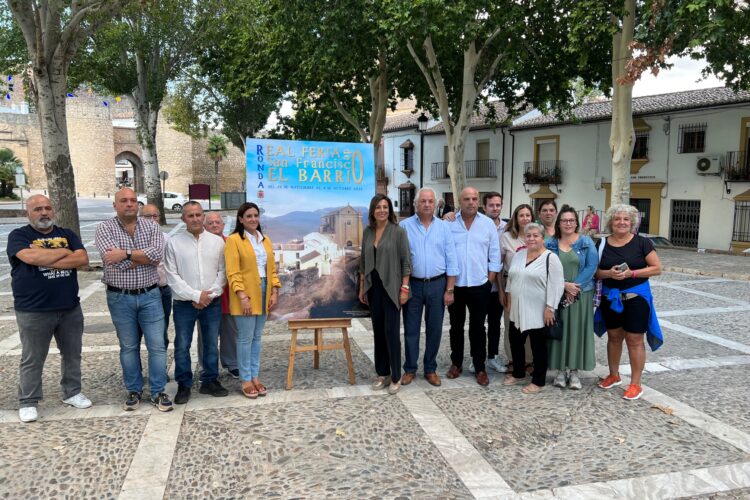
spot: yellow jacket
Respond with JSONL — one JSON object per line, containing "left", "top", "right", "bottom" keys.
{"left": 224, "top": 231, "right": 281, "bottom": 315}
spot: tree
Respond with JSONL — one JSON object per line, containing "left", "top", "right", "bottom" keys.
{"left": 387, "top": 0, "right": 612, "bottom": 203}
{"left": 205, "top": 134, "right": 228, "bottom": 195}
{"left": 73, "top": 0, "right": 214, "bottom": 223}
{"left": 5, "top": 0, "right": 131, "bottom": 234}
{"left": 0, "top": 148, "right": 22, "bottom": 198}
{"left": 269, "top": 92, "right": 361, "bottom": 143}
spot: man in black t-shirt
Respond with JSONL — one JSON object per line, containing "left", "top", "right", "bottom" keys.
{"left": 7, "top": 195, "right": 91, "bottom": 423}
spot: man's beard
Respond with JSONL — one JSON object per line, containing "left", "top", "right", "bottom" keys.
{"left": 31, "top": 218, "right": 54, "bottom": 230}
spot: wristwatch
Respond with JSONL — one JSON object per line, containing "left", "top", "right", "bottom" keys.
{"left": 125, "top": 249, "right": 132, "bottom": 260}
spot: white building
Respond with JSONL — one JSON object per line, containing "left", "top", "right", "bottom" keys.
{"left": 381, "top": 87, "right": 750, "bottom": 252}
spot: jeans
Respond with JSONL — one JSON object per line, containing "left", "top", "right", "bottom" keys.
{"left": 487, "top": 291, "right": 504, "bottom": 359}
{"left": 220, "top": 314, "right": 238, "bottom": 371}
{"left": 172, "top": 299, "right": 221, "bottom": 387}
{"left": 16, "top": 305, "right": 84, "bottom": 408}
{"left": 402, "top": 276, "right": 445, "bottom": 374}
{"left": 509, "top": 321, "right": 548, "bottom": 386}
{"left": 368, "top": 271, "right": 401, "bottom": 383}
{"left": 233, "top": 279, "right": 267, "bottom": 381}
{"left": 448, "top": 282, "right": 491, "bottom": 372}
{"left": 107, "top": 287, "right": 167, "bottom": 395}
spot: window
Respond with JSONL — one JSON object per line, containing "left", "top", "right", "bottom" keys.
{"left": 400, "top": 148, "right": 414, "bottom": 171}
{"left": 678, "top": 123, "right": 707, "bottom": 153}
{"left": 733, "top": 200, "right": 750, "bottom": 242}
{"left": 633, "top": 131, "right": 649, "bottom": 159}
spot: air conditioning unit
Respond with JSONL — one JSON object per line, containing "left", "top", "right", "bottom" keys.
{"left": 696, "top": 155, "right": 721, "bottom": 175}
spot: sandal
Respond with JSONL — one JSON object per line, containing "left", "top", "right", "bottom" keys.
{"left": 522, "top": 383, "right": 543, "bottom": 394}
{"left": 254, "top": 381, "right": 268, "bottom": 397}
{"left": 242, "top": 381, "right": 258, "bottom": 399}
{"left": 503, "top": 374, "right": 525, "bottom": 386}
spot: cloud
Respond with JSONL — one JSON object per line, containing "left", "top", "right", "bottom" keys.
{"left": 633, "top": 56, "right": 723, "bottom": 97}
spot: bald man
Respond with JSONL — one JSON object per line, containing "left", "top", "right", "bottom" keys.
{"left": 95, "top": 188, "right": 172, "bottom": 412}
{"left": 8, "top": 195, "right": 91, "bottom": 422}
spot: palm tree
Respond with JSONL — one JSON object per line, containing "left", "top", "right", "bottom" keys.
{"left": 206, "top": 135, "right": 229, "bottom": 195}
{"left": 0, "top": 148, "right": 22, "bottom": 198}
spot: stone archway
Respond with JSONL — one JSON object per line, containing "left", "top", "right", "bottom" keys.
{"left": 115, "top": 151, "right": 144, "bottom": 193}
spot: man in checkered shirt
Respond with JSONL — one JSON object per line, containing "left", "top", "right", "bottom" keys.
{"left": 95, "top": 188, "right": 172, "bottom": 412}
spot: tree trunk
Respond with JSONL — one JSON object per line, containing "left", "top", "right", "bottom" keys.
{"left": 35, "top": 67, "right": 81, "bottom": 235}
{"left": 129, "top": 94, "right": 165, "bottom": 223}
{"left": 609, "top": 0, "right": 636, "bottom": 206}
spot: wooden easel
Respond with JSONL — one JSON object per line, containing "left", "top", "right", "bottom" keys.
{"left": 285, "top": 318, "right": 356, "bottom": 390}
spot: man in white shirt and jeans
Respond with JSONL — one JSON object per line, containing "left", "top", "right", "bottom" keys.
{"left": 165, "top": 202, "right": 227, "bottom": 404}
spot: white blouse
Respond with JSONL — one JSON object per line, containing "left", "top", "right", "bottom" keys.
{"left": 246, "top": 231, "right": 267, "bottom": 278}
{"left": 506, "top": 249, "right": 564, "bottom": 333}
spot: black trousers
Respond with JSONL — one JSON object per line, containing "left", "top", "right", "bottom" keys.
{"left": 509, "top": 321, "right": 548, "bottom": 386}
{"left": 487, "top": 291, "right": 504, "bottom": 359}
{"left": 368, "top": 271, "right": 401, "bottom": 383}
{"left": 448, "top": 282, "right": 491, "bottom": 372}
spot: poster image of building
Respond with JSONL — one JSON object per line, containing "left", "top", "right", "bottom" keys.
{"left": 246, "top": 138, "right": 375, "bottom": 320}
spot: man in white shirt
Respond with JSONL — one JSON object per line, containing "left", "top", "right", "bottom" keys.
{"left": 165, "top": 202, "right": 227, "bottom": 403}
{"left": 446, "top": 187, "right": 501, "bottom": 386}
{"left": 482, "top": 192, "right": 508, "bottom": 373}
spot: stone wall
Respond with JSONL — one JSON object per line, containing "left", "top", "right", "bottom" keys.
{"left": 156, "top": 119, "right": 194, "bottom": 195}
{"left": 67, "top": 99, "right": 116, "bottom": 196}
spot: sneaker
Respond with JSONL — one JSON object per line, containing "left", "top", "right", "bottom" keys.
{"left": 174, "top": 385, "right": 191, "bottom": 405}
{"left": 62, "top": 393, "right": 92, "bottom": 409}
{"left": 487, "top": 356, "right": 508, "bottom": 373}
{"left": 371, "top": 376, "right": 389, "bottom": 390}
{"left": 598, "top": 374, "right": 622, "bottom": 390}
{"left": 199, "top": 380, "right": 229, "bottom": 397}
{"left": 622, "top": 384, "right": 643, "bottom": 401}
{"left": 150, "top": 392, "right": 174, "bottom": 412}
{"left": 468, "top": 362, "right": 476, "bottom": 374}
{"left": 19, "top": 406, "right": 38, "bottom": 423}
{"left": 228, "top": 369, "right": 240, "bottom": 379}
{"left": 123, "top": 391, "right": 141, "bottom": 411}
{"left": 553, "top": 371, "right": 568, "bottom": 388}
{"left": 568, "top": 371, "right": 582, "bottom": 390}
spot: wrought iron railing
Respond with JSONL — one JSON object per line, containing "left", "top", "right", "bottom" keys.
{"left": 723, "top": 151, "right": 750, "bottom": 181}
{"left": 430, "top": 159, "right": 497, "bottom": 180}
{"left": 523, "top": 160, "right": 563, "bottom": 184}
{"left": 733, "top": 200, "right": 750, "bottom": 243}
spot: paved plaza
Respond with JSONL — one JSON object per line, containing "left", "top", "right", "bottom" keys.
{"left": 0, "top": 220, "right": 749, "bottom": 498}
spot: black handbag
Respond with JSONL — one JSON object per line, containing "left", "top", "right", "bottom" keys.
{"left": 545, "top": 253, "right": 563, "bottom": 340}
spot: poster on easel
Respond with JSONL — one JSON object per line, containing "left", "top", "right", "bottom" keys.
{"left": 245, "top": 138, "right": 375, "bottom": 320}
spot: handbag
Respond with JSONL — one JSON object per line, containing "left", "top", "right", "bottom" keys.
{"left": 593, "top": 238, "right": 605, "bottom": 308}
{"left": 545, "top": 253, "right": 563, "bottom": 340}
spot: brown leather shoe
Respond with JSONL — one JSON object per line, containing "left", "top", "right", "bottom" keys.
{"left": 446, "top": 365, "right": 462, "bottom": 379}
{"left": 401, "top": 372, "right": 416, "bottom": 385}
{"left": 425, "top": 373, "right": 442, "bottom": 386}
{"left": 476, "top": 371, "right": 490, "bottom": 386}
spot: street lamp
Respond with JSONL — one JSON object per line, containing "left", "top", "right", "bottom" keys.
{"left": 417, "top": 112, "right": 429, "bottom": 188}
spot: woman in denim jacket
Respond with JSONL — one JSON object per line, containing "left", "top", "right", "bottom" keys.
{"left": 545, "top": 205, "right": 598, "bottom": 389}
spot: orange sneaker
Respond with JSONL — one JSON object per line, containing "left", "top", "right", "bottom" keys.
{"left": 597, "top": 374, "right": 622, "bottom": 389}
{"left": 622, "top": 384, "right": 643, "bottom": 400}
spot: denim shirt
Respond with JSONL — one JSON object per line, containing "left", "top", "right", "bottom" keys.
{"left": 545, "top": 235, "right": 598, "bottom": 292}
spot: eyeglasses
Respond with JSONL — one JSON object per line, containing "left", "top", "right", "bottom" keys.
{"left": 560, "top": 219, "right": 577, "bottom": 224}
{"left": 141, "top": 214, "right": 159, "bottom": 219}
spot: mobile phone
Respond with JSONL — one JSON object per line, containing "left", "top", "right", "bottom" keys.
{"left": 615, "top": 263, "right": 630, "bottom": 272}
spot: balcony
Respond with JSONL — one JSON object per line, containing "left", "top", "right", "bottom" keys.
{"left": 430, "top": 159, "right": 497, "bottom": 180}
{"left": 523, "top": 160, "right": 563, "bottom": 185}
{"left": 724, "top": 151, "right": 750, "bottom": 181}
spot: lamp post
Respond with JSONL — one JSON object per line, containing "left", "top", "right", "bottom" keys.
{"left": 417, "top": 112, "right": 429, "bottom": 188}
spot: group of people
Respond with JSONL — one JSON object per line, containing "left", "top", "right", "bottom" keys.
{"left": 9, "top": 185, "right": 662, "bottom": 423}
{"left": 358, "top": 188, "right": 662, "bottom": 400}
{"left": 9, "top": 189, "right": 281, "bottom": 422}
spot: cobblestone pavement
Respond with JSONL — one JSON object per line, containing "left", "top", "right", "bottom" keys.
{"left": 0, "top": 258, "right": 749, "bottom": 498}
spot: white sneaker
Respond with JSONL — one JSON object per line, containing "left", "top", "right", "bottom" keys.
{"left": 19, "top": 406, "right": 38, "bottom": 422}
{"left": 62, "top": 393, "right": 92, "bottom": 409}
{"left": 552, "top": 371, "right": 568, "bottom": 388}
{"left": 468, "top": 362, "right": 475, "bottom": 374}
{"left": 487, "top": 356, "right": 508, "bottom": 373}
{"left": 568, "top": 371, "right": 582, "bottom": 390}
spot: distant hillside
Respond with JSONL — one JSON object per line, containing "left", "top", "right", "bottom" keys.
{"left": 263, "top": 206, "right": 367, "bottom": 243}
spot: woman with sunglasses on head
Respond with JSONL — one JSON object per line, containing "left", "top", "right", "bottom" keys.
{"left": 545, "top": 205, "right": 598, "bottom": 389}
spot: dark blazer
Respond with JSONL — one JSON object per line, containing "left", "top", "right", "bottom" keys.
{"left": 359, "top": 223, "right": 412, "bottom": 307}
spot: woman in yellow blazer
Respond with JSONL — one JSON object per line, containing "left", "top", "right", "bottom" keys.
{"left": 224, "top": 202, "right": 281, "bottom": 399}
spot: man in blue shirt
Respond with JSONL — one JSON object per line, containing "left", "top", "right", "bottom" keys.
{"left": 446, "top": 187, "right": 501, "bottom": 386}
{"left": 400, "top": 188, "right": 458, "bottom": 387}
{"left": 7, "top": 195, "right": 91, "bottom": 422}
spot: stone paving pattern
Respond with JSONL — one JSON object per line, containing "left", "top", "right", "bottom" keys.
{"left": 0, "top": 256, "right": 749, "bottom": 498}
